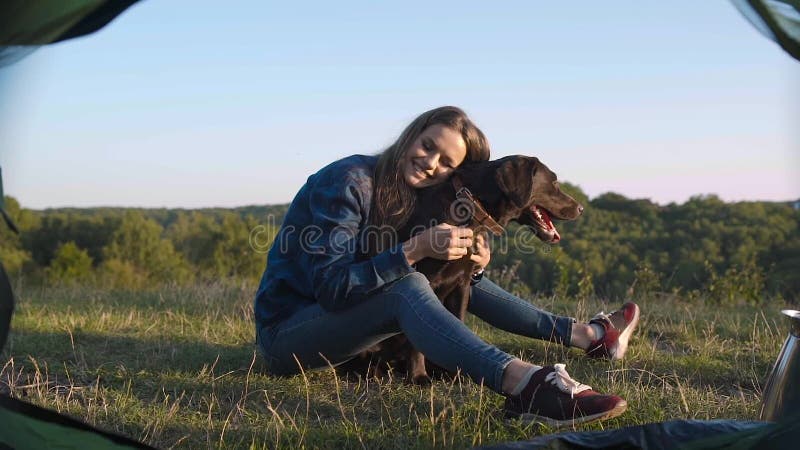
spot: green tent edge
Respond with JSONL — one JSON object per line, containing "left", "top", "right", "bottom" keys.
{"left": 0, "top": 395, "right": 155, "bottom": 450}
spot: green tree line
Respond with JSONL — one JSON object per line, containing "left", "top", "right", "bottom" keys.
{"left": 490, "top": 184, "right": 799, "bottom": 303}
{"left": 0, "top": 188, "right": 797, "bottom": 303}
{"left": 0, "top": 197, "right": 283, "bottom": 289}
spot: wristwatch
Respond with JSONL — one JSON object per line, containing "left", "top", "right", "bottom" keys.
{"left": 470, "top": 268, "right": 485, "bottom": 285}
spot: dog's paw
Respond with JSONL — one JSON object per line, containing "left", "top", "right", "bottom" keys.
{"left": 410, "top": 372, "right": 432, "bottom": 386}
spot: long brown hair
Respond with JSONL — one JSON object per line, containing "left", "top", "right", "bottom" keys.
{"left": 369, "top": 106, "right": 491, "bottom": 244}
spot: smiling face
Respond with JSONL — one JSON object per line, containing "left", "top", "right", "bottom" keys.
{"left": 402, "top": 124, "right": 467, "bottom": 189}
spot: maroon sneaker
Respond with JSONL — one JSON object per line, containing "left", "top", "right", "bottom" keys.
{"left": 586, "top": 302, "right": 640, "bottom": 360}
{"left": 504, "top": 364, "right": 627, "bottom": 427}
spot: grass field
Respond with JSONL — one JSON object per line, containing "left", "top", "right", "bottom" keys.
{"left": 1, "top": 281, "right": 792, "bottom": 449}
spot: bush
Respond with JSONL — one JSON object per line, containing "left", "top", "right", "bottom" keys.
{"left": 98, "top": 258, "right": 147, "bottom": 290}
{"left": 630, "top": 264, "right": 661, "bottom": 300}
{"left": 489, "top": 260, "right": 532, "bottom": 299}
{"left": 705, "top": 259, "right": 766, "bottom": 305}
{"left": 103, "top": 211, "right": 193, "bottom": 286}
{"left": 46, "top": 241, "right": 93, "bottom": 285}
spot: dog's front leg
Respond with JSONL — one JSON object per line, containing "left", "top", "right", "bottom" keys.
{"left": 406, "top": 348, "right": 432, "bottom": 385}
{"left": 443, "top": 279, "right": 472, "bottom": 321}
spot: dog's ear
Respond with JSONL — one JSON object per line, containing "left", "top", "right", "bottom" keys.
{"left": 495, "top": 157, "right": 538, "bottom": 208}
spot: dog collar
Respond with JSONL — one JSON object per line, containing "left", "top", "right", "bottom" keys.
{"left": 451, "top": 176, "right": 505, "bottom": 236}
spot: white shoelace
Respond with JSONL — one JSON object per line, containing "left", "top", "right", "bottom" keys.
{"left": 592, "top": 311, "right": 610, "bottom": 322}
{"left": 544, "top": 364, "right": 592, "bottom": 398}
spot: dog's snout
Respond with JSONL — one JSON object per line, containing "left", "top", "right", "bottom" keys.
{"left": 577, "top": 205, "right": 584, "bottom": 214}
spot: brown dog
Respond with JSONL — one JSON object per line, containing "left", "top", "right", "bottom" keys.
{"left": 342, "top": 155, "right": 583, "bottom": 383}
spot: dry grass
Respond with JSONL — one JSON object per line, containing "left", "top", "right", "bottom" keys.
{"left": 1, "top": 283, "right": 791, "bottom": 448}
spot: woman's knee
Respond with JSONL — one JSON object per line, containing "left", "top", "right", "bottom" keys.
{"left": 394, "top": 271, "right": 430, "bottom": 287}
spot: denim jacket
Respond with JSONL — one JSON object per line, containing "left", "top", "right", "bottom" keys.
{"left": 254, "top": 154, "right": 416, "bottom": 327}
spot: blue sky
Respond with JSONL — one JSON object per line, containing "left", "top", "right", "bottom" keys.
{"left": 1, "top": 0, "right": 798, "bottom": 209}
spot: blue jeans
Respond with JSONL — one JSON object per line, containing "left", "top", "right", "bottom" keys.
{"left": 469, "top": 277, "right": 574, "bottom": 345}
{"left": 256, "top": 273, "right": 575, "bottom": 393}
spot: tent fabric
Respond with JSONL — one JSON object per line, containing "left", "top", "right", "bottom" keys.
{"left": 678, "top": 413, "right": 800, "bottom": 450}
{"left": 0, "top": 395, "right": 155, "bottom": 450}
{"left": 731, "top": 0, "right": 800, "bottom": 61}
{"left": 473, "top": 419, "right": 769, "bottom": 450}
{"left": 0, "top": 0, "right": 140, "bottom": 45}
{"left": 0, "top": 168, "right": 19, "bottom": 235}
{"left": 0, "top": 0, "right": 140, "bottom": 67}
{"left": 474, "top": 415, "right": 800, "bottom": 450}
{"left": 0, "top": 262, "right": 12, "bottom": 354}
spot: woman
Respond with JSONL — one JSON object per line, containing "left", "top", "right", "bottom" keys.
{"left": 254, "top": 106, "right": 639, "bottom": 426}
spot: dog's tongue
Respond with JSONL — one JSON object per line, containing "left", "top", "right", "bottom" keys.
{"left": 538, "top": 208, "right": 561, "bottom": 243}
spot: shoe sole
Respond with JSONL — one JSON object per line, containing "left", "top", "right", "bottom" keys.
{"left": 507, "top": 399, "right": 628, "bottom": 428}
{"left": 610, "top": 303, "right": 640, "bottom": 360}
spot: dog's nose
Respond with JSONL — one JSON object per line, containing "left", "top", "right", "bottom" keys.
{"left": 577, "top": 205, "right": 584, "bottom": 214}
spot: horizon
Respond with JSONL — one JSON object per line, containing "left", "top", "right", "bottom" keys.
{"left": 9, "top": 189, "right": 799, "bottom": 213}
{"left": 1, "top": 1, "right": 798, "bottom": 209}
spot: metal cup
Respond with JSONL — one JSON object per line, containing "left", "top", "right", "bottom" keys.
{"left": 760, "top": 309, "right": 800, "bottom": 421}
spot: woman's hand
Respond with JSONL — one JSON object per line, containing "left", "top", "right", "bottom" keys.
{"left": 470, "top": 232, "right": 490, "bottom": 271}
{"left": 403, "top": 223, "right": 473, "bottom": 266}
